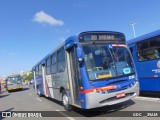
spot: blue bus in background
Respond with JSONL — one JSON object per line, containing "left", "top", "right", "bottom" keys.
{"left": 32, "top": 31, "right": 139, "bottom": 111}
{"left": 127, "top": 30, "right": 160, "bottom": 94}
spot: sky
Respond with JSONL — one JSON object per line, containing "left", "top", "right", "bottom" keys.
{"left": 0, "top": 0, "right": 160, "bottom": 77}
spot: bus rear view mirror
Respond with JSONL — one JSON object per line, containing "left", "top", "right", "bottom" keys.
{"left": 76, "top": 45, "right": 84, "bottom": 62}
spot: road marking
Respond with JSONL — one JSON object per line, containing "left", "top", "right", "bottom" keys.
{"left": 133, "top": 96, "right": 160, "bottom": 102}
{"left": 56, "top": 109, "right": 75, "bottom": 120}
{"left": 28, "top": 93, "right": 32, "bottom": 96}
{"left": 36, "top": 98, "right": 42, "bottom": 102}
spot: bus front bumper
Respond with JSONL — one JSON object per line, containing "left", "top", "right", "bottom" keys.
{"left": 84, "top": 82, "right": 139, "bottom": 109}
{"left": 7, "top": 86, "right": 23, "bottom": 91}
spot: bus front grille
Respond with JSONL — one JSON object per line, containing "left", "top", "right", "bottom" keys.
{"left": 99, "top": 92, "right": 135, "bottom": 104}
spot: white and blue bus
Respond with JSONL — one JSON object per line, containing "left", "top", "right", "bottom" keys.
{"left": 32, "top": 31, "right": 139, "bottom": 111}
{"left": 127, "top": 30, "right": 160, "bottom": 94}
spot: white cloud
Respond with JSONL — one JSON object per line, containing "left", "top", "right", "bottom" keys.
{"left": 33, "top": 11, "right": 64, "bottom": 26}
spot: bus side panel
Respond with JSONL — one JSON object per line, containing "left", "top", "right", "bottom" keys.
{"left": 139, "top": 78, "right": 160, "bottom": 91}
{"left": 133, "top": 49, "right": 160, "bottom": 91}
{"left": 52, "top": 71, "right": 69, "bottom": 101}
{"left": 36, "top": 76, "right": 44, "bottom": 95}
{"left": 135, "top": 61, "right": 160, "bottom": 79}
{"left": 138, "top": 67, "right": 160, "bottom": 92}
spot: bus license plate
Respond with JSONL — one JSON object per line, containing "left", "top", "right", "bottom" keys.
{"left": 98, "top": 74, "right": 111, "bottom": 79}
{"left": 116, "top": 92, "right": 125, "bottom": 98}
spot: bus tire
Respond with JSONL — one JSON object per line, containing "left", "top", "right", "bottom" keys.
{"left": 37, "top": 87, "right": 42, "bottom": 97}
{"left": 62, "top": 90, "right": 72, "bottom": 111}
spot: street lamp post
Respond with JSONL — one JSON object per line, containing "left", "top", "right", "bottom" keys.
{"left": 129, "top": 22, "right": 137, "bottom": 38}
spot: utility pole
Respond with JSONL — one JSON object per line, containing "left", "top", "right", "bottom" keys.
{"left": 129, "top": 22, "right": 137, "bottom": 38}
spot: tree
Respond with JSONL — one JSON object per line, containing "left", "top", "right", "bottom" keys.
{"left": 23, "top": 72, "right": 32, "bottom": 82}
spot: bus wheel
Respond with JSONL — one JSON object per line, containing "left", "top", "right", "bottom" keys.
{"left": 37, "top": 87, "right": 42, "bottom": 97}
{"left": 62, "top": 90, "right": 72, "bottom": 111}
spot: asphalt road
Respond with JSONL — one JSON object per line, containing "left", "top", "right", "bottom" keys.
{"left": 0, "top": 85, "right": 160, "bottom": 120}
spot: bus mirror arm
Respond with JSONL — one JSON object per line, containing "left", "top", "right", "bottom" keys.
{"left": 76, "top": 45, "right": 84, "bottom": 63}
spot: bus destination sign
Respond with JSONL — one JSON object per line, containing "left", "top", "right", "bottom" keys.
{"left": 90, "top": 34, "right": 114, "bottom": 41}
{"left": 79, "top": 32, "right": 125, "bottom": 42}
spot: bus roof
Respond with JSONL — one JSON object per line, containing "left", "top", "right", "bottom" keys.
{"left": 127, "top": 29, "right": 160, "bottom": 45}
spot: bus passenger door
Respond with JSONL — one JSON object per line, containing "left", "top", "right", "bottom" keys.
{"left": 68, "top": 47, "right": 81, "bottom": 106}
{"left": 33, "top": 69, "right": 37, "bottom": 91}
{"left": 42, "top": 63, "right": 54, "bottom": 98}
{"left": 42, "top": 64, "right": 47, "bottom": 96}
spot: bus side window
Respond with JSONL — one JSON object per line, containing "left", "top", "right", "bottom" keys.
{"left": 46, "top": 58, "right": 51, "bottom": 75}
{"left": 137, "top": 53, "right": 144, "bottom": 61}
{"left": 51, "top": 54, "right": 57, "bottom": 74}
{"left": 136, "top": 40, "right": 149, "bottom": 61}
{"left": 36, "top": 66, "right": 39, "bottom": 76}
{"left": 154, "top": 48, "right": 160, "bottom": 58}
{"left": 38, "top": 64, "right": 42, "bottom": 75}
{"left": 57, "top": 48, "right": 65, "bottom": 73}
{"left": 149, "top": 36, "right": 160, "bottom": 59}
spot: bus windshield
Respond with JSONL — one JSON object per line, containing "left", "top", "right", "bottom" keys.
{"left": 82, "top": 44, "right": 134, "bottom": 80}
{"left": 7, "top": 77, "right": 22, "bottom": 84}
